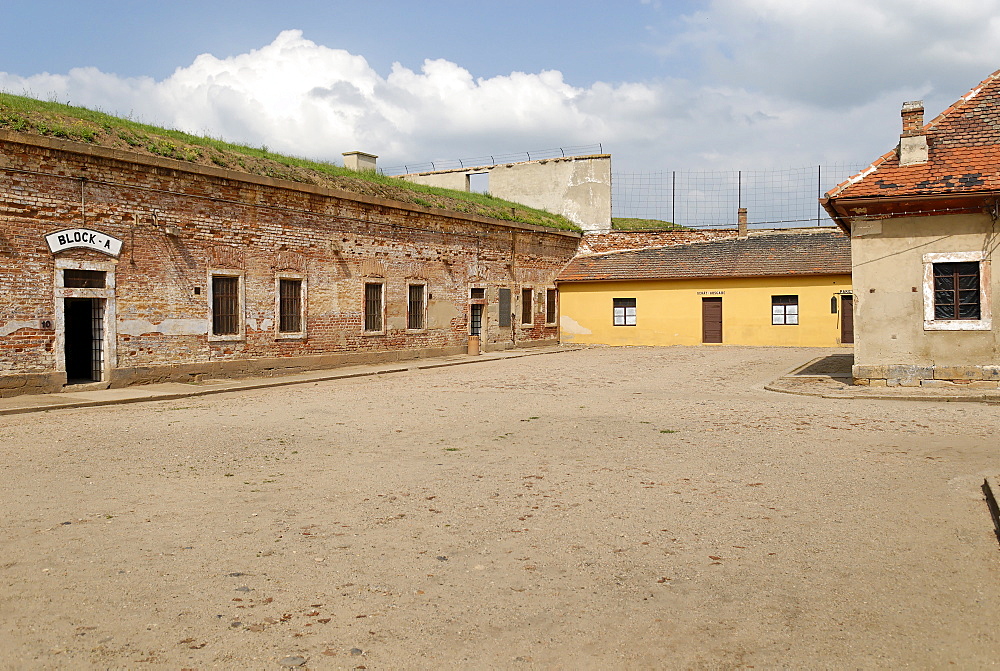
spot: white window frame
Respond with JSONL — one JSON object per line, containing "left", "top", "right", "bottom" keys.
{"left": 275, "top": 273, "right": 306, "bottom": 339}
{"left": 362, "top": 280, "right": 386, "bottom": 335}
{"left": 208, "top": 270, "right": 245, "bottom": 341}
{"left": 544, "top": 287, "right": 558, "bottom": 325}
{"left": 520, "top": 286, "right": 534, "bottom": 327}
{"left": 922, "top": 251, "right": 992, "bottom": 331}
{"left": 406, "top": 281, "right": 428, "bottom": 332}
{"left": 771, "top": 295, "right": 799, "bottom": 325}
{"left": 613, "top": 298, "right": 637, "bottom": 326}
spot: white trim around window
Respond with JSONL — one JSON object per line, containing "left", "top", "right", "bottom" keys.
{"left": 922, "top": 251, "right": 992, "bottom": 331}
{"left": 275, "top": 273, "right": 306, "bottom": 339}
{"left": 208, "top": 269, "right": 245, "bottom": 341}
{"left": 406, "top": 281, "right": 428, "bottom": 332}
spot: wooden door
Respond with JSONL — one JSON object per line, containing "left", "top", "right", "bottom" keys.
{"left": 701, "top": 297, "right": 723, "bottom": 343}
{"left": 841, "top": 295, "right": 854, "bottom": 344}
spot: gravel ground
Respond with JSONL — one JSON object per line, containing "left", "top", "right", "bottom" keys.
{"left": 1, "top": 345, "right": 998, "bottom": 670}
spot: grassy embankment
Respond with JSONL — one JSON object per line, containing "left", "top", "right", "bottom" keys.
{"left": 0, "top": 93, "right": 579, "bottom": 231}
{"left": 611, "top": 217, "right": 687, "bottom": 231}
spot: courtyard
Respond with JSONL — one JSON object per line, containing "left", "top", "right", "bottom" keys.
{"left": 1, "top": 346, "right": 998, "bottom": 668}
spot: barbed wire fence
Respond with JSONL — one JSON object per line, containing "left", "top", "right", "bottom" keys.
{"left": 379, "top": 143, "right": 605, "bottom": 176}
{"left": 612, "top": 163, "right": 866, "bottom": 229}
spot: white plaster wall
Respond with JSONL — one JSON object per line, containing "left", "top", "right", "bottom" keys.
{"left": 398, "top": 155, "right": 612, "bottom": 232}
{"left": 851, "top": 213, "right": 1000, "bottom": 368}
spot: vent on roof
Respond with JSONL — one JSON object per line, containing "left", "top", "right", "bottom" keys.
{"left": 899, "top": 101, "right": 928, "bottom": 166}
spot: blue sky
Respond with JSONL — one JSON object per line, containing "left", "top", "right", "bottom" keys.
{"left": 2, "top": 1, "right": 999, "bottom": 175}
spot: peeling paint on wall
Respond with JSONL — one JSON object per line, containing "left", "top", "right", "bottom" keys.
{"left": 559, "top": 314, "right": 592, "bottom": 335}
{"left": 118, "top": 319, "right": 208, "bottom": 336}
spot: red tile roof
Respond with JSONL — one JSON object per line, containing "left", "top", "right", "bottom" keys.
{"left": 827, "top": 69, "right": 1000, "bottom": 200}
{"left": 557, "top": 229, "right": 850, "bottom": 283}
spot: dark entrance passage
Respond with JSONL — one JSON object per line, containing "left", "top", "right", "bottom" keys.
{"left": 64, "top": 298, "right": 104, "bottom": 383}
{"left": 701, "top": 297, "right": 723, "bottom": 343}
{"left": 841, "top": 295, "right": 854, "bottom": 344}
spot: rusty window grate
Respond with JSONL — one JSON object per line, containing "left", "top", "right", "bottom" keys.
{"left": 279, "top": 279, "right": 302, "bottom": 332}
{"left": 470, "top": 287, "right": 485, "bottom": 299}
{"left": 521, "top": 288, "right": 533, "bottom": 324}
{"left": 212, "top": 276, "right": 240, "bottom": 335}
{"left": 546, "top": 288, "right": 557, "bottom": 324}
{"left": 771, "top": 295, "right": 799, "bottom": 325}
{"left": 64, "top": 269, "right": 106, "bottom": 288}
{"left": 613, "top": 298, "right": 636, "bottom": 326}
{"left": 498, "top": 288, "right": 511, "bottom": 327}
{"left": 364, "top": 282, "right": 383, "bottom": 332}
{"left": 933, "top": 262, "right": 980, "bottom": 320}
{"left": 408, "top": 284, "right": 425, "bottom": 330}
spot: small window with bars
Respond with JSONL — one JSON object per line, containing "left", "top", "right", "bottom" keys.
{"left": 546, "top": 288, "right": 557, "bottom": 324}
{"left": 933, "top": 262, "right": 980, "bottom": 320}
{"left": 407, "top": 284, "right": 426, "bottom": 330}
{"left": 772, "top": 295, "right": 799, "bottom": 325}
{"left": 364, "top": 282, "right": 384, "bottom": 332}
{"left": 521, "top": 287, "right": 533, "bottom": 325}
{"left": 278, "top": 278, "right": 303, "bottom": 333}
{"left": 212, "top": 275, "right": 240, "bottom": 336}
{"left": 613, "top": 298, "right": 636, "bottom": 326}
{"left": 63, "top": 269, "right": 106, "bottom": 288}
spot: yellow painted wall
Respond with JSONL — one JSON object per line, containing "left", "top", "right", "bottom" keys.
{"left": 558, "top": 275, "right": 853, "bottom": 347}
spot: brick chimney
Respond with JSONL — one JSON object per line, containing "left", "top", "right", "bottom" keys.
{"left": 898, "top": 101, "right": 928, "bottom": 166}
{"left": 738, "top": 207, "right": 748, "bottom": 239}
{"left": 342, "top": 151, "right": 378, "bottom": 172}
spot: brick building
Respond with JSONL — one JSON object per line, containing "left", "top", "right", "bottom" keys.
{"left": 0, "top": 131, "right": 580, "bottom": 397}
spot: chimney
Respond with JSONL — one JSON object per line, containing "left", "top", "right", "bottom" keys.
{"left": 738, "top": 207, "right": 748, "bottom": 239}
{"left": 342, "top": 151, "right": 378, "bottom": 172}
{"left": 898, "top": 101, "right": 928, "bottom": 166}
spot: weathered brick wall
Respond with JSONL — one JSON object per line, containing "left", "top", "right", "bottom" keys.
{"left": 580, "top": 230, "right": 739, "bottom": 254}
{"left": 0, "top": 133, "right": 581, "bottom": 396}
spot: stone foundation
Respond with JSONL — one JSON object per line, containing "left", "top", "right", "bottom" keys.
{"left": 853, "top": 364, "right": 1000, "bottom": 387}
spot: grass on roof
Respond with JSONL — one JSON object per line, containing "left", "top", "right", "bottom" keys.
{"left": 611, "top": 217, "right": 688, "bottom": 231}
{"left": 0, "top": 93, "right": 580, "bottom": 232}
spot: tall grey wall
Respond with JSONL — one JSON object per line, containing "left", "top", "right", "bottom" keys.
{"left": 399, "top": 155, "right": 612, "bottom": 233}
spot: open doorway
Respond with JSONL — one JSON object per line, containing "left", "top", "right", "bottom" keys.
{"left": 468, "top": 172, "right": 490, "bottom": 194}
{"left": 64, "top": 298, "right": 105, "bottom": 383}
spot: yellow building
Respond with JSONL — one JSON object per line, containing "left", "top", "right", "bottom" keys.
{"left": 557, "top": 228, "right": 853, "bottom": 347}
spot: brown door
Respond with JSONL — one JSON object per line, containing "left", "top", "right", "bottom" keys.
{"left": 841, "top": 295, "right": 854, "bottom": 344}
{"left": 702, "top": 297, "right": 723, "bottom": 343}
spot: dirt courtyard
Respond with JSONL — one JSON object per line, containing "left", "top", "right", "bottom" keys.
{"left": 2, "top": 346, "right": 999, "bottom": 669}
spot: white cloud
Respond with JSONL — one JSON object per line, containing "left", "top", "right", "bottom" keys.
{"left": 1, "top": 3, "right": 998, "bottom": 176}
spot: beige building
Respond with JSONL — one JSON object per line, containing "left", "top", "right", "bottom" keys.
{"left": 823, "top": 70, "right": 1000, "bottom": 386}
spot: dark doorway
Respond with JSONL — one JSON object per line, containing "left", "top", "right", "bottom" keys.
{"left": 64, "top": 298, "right": 104, "bottom": 383}
{"left": 841, "top": 295, "right": 854, "bottom": 344}
{"left": 701, "top": 297, "right": 723, "bottom": 343}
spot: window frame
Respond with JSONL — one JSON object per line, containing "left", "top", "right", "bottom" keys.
{"left": 771, "top": 295, "right": 799, "bottom": 325}
{"left": 275, "top": 274, "right": 306, "bottom": 339}
{"left": 613, "top": 297, "right": 637, "bottom": 326}
{"left": 520, "top": 286, "right": 534, "bottom": 327}
{"left": 208, "top": 270, "right": 245, "bottom": 341}
{"left": 545, "top": 287, "right": 558, "bottom": 325}
{"left": 363, "top": 280, "right": 386, "bottom": 335}
{"left": 406, "top": 282, "right": 427, "bottom": 332}
{"left": 922, "top": 252, "right": 992, "bottom": 331}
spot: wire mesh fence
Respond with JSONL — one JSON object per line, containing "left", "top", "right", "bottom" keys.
{"left": 612, "top": 163, "right": 866, "bottom": 229}
{"left": 379, "top": 143, "right": 604, "bottom": 176}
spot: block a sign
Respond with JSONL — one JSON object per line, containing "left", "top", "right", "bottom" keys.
{"left": 45, "top": 228, "right": 123, "bottom": 257}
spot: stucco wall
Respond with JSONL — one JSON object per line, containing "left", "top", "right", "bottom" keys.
{"left": 399, "top": 155, "right": 612, "bottom": 233}
{"left": 558, "top": 275, "right": 853, "bottom": 347}
{"left": 850, "top": 213, "right": 1000, "bottom": 383}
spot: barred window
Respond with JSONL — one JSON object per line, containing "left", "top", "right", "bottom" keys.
{"left": 364, "top": 282, "right": 384, "bottom": 332}
{"left": 613, "top": 298, "right": 636, "bottom": 326}
{"left": 771, "top": 295, "right": 799, "bottom": 325}
{"left": 498, "top": 288, "right": 512, "bottom": 327}
{"left": 933, "top": 262, "right": 980, "bottom": 320}
{"left": 521, "top": 287, "right": 533, "bottom": 325}
{"left": 546, "top": 288, "right": 557, "bottom": 324}
{"left": 212, "top": 275, "right": 240, "bottom": 335}
{"left": 278, "top": 278, "right": 303, "bottom": 333}
{"left": 408, "top": 284, "right": 425, "bottom": 330}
